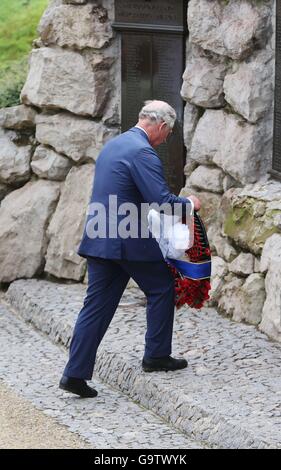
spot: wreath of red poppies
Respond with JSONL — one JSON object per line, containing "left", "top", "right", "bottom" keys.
{"left": 169, "top": 212, "right": 212, "bottom": 310}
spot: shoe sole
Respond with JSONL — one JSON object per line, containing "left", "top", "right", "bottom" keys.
{"left": 142, "top": 365, "right": 187, "bottom": 373}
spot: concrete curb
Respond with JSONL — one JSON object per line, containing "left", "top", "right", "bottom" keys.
{"left": 4, "top": 278, "right": 281, "bottom": 449}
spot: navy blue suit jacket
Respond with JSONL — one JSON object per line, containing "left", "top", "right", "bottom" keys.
{"left": 77, "top": 127, "right": 192, "bottom": 261}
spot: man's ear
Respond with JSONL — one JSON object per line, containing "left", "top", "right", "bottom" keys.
{"left": 159, "top": 122, "right": 167, "bottom": 132}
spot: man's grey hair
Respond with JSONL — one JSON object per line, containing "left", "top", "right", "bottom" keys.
{"left": 139, "top": 100, "right": 177, "bottom": 129}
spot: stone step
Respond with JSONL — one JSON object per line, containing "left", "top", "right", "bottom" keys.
{"left": 0, "top": 301, "right": 207, "bottom": 449}
{"left": 4, "top": 278, "right": 281, "bottom": 449}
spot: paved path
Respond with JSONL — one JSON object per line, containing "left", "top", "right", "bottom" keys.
{"left": 0, "top": 300, "right": 207, "bottom": 449}
{"left": 3, "top": 278, "right": 281, "bottom": 448}
{"left": 0, "top": 381, "right": 92, "bottom": 449}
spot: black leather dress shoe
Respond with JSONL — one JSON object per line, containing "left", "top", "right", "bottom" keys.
{"left": 59, "top": 376, "right": 98, "bottom": 398}
{"left": 142, "top": 355, "right": 188, "bottom": 372}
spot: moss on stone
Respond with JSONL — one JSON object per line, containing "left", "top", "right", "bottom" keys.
{"left": 224, "top": 199, "right": 280, "bottom": 254}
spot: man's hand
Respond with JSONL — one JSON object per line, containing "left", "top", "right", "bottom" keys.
{"left": 188, "top": 195, "right": 201, "bottom": 211}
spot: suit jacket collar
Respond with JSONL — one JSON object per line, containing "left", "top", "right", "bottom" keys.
{"left": 131, "top": 126, "right": 150, "bottom": 143}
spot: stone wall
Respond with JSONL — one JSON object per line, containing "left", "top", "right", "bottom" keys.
{"left": 0, "top": 0, "right": 280, "bottom": 342}
{"left": 0, "top": 0, "right": 120, "bottom": 284}
{"left": 180, "top": 0, "right": 281, "bottom": 342}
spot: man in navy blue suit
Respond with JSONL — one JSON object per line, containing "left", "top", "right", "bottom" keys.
{"left": 59, "top": 100, "right": 201, "bottom": 397}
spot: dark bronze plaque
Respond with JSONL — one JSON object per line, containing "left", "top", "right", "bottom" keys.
{"left": 115, "top": 0, "right": 185, "bottom": 31}
{"left": 121, "top": 32, "right": 185, "bottom": 194}
{"left": 116, "top": 0, "right": 187, "bottom": 193}
{"left": 121, "top": 33, "right": 152, "bottom": 133}
{"left": 152, "top": 34, "right": 185, "bottom": 193}
{"left": 273, "top": 0, "right": 281, "bottom": 176}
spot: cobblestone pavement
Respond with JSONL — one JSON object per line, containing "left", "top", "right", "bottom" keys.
{"left": 0, "top": 301, "right": 207, "bottom": 449}
{"left": 4, "top": 278, "right": 281, "bottom": 448}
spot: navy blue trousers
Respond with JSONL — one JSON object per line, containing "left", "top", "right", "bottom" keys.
{"left": 63, "top": 257, "right": 175, "bottom": 380}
